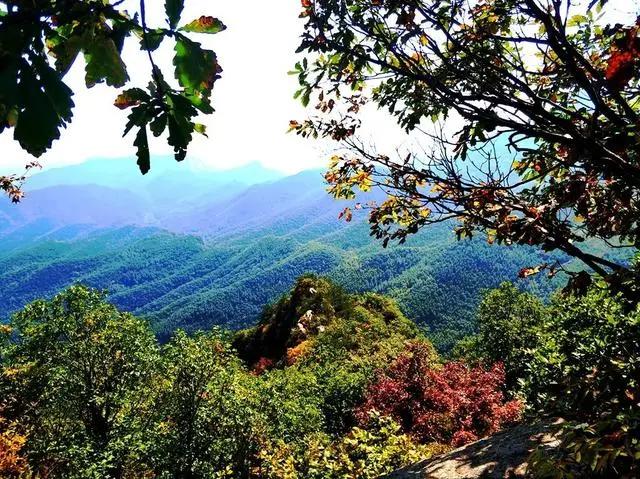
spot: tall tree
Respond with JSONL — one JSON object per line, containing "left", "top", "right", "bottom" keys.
{"left": 0, "top": 0, "right": 225, "bottom": 199}
{"left": 151, "top": 330, "right": 259, "bottom": 479}
{"left": 292, "top": 0, "right": 640, "bottom": 295}
{"left": 0, "top": 286, "right": 159, "bottom": 478}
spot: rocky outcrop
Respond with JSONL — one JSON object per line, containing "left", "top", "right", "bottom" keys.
{"left": 384, "top": 420, "right": 563, "bottom": 479}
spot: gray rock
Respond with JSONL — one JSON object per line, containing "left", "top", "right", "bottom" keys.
{"left": 384, "top": 420, "right": 563, "bottom": 479}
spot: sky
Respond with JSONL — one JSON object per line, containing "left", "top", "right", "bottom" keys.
{"left": 1, "top": 2, "right": 315, "bottom": 174}
{"left": 0, "top": 0, "right": 408, "bottom": 176}
{"left": 1, "top": 1, "right": 637, "bottom": 176}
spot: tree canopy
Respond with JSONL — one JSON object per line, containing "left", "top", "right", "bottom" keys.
{"left": 0, "top": 279, "right": 468, "bottom": 478}
{"left": 292, "top": 0, "right": 640, "bottom": 295}
{"left": 0, "top": 0, "right": 225, "bottom": 201}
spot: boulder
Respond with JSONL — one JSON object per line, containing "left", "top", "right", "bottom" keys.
{"left": 384, "top": 420, "right": 563, "bottom": 479}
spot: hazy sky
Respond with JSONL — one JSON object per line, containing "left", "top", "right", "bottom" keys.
{"left": 0, "top": 1, "right": 408, "bottom": 175}
{"left": 1, "top": 1, "right": 636, "bottom": 175}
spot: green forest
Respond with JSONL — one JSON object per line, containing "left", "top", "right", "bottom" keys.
{"left": 0, "top": 217, "right": 572, "bottom": 352}
{"left": 1, "top": 275, "right": 638, "bottom": 477}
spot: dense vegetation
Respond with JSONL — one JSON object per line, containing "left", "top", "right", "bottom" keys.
{"left": 0, "top": 276, "right": 516, "bottom": 478}
{"left": 2, "top": 273, "right": 637, "bottom": 477}
{"left": 456, "top": 280, "right": 640, "bottom": 477}
{"left": 0, "top": 219, "right": 564, "bottom": 352}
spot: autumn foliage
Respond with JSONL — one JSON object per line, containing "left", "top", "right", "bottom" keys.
{"left": 0, "top": 414, "right": 29, "bottom": 477}
{"left": 293, "top": 0, "right": 640, "bottom": 299}
{"left": 605, "top": 24, "right": 640, "bottom": 91}
{"left": 357, "top": 342, "right": 522, "bottom": 447}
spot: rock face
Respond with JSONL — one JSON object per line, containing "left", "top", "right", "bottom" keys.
{"left": 384, "top": 420, "right": 563, "bottom": 479}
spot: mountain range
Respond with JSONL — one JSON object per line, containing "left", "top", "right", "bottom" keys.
{"left": 0, "top": 157, "right": 570, "bottom": 349}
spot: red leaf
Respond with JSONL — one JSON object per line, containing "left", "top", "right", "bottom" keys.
{"left": 605, "top": 50, "right": 635, "bottom": 91}
{"left": 114, "top": 93, "right": 140, "bottom": 110}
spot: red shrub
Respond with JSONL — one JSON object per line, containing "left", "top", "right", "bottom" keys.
{"left": 357, "top": 342, "right": 521, "bottom": 446}
{"left": 252, "top": 356, "right": 275, "bottom": 375}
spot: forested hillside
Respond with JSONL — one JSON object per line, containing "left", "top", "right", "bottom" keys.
{"left": 0, "top": 160, "right": 570, "bottom": 349}
{"left": 4, "top": 276, "right": 637, "bottom": 477}
{"left": 0, "top": 278, "right": 520, "bottom": 477}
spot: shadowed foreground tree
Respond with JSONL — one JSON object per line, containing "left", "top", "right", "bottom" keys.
{"left": 292, "top": 0, "right": 640, "bottom": 296}
{"left": 0, "top": 0, "right": 225, "bottom": 199}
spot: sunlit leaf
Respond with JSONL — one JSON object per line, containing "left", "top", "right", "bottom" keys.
{"left": 194, "top": 123, "right": 207, "bottom": 136}
{"left": 180, "top": 16, "right": 226, "bottom": 34}
{"left": 173, "top": 36, "right": 218, "bottom": 95}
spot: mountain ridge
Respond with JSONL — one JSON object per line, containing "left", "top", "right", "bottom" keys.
{"left": 0, "top": 159, "right": 566, "bottom": 349}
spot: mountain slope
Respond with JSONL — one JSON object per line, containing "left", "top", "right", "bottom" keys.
{"left": 0, "top": 160, "right": 567, "bottom": 348}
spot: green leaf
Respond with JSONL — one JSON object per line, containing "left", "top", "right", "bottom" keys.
{"left": 0, "top": 59, "right": 20, "bottom": 109}
{"left": 110, "top": 16, "right": 131, "bottom": 53}
{"left": 568, "top": 14, "right": 588, "bottom": 27}
{"left": 173, "top": 36, "right": 218, "bottom": 95}
{"left": 150, "top": 113, "right": 167, "bottom": 137}
{"left": 301, "top": 89, "right": 311, "bottom": 107}
{"left": 35, "top": 58, "right": 75, "bottom": 122}
{"left": 12, "top": 59, "right": 74, "bottom": 157}
{"left": 47, "top": 33, "right": 82, "bottom": 76}
{"left": 134, "top": 126, "right": 150, "bottom": 174}
{"left": 184, "top": 91, "right": 214, "bottom": 114}
{"left": 194, "top": 123, "right": 207, "bottom": 136}
{"left": 83, "top": 35, "right": 129, "bottom": 88}
{"left": 180, "top": 16, "right": 227, "bottom": 34}
{"left": 166, "top": 93, "right": 195, "bottom": 162}
{"left": 167, "top": 116, "right": 189, "bottom": 162}
{"left": 141, "top": 29, "right": 166, "bottom": 52}
{"left": 14, "top": 64, "right": 65, "bottom": 156}
{"left": 165, "top": 0, "right": 184, "bottom": 30}
{"left": 123, "top": 104, "right": 151, "bottom": 137}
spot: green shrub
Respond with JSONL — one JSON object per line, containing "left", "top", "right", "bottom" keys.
{"left": 256, "top": 411, "right": 449, "bottom": 479}
{"left": 256, "top": 366, "right": 325, "bottom": 443}
{"left": 151, "top": 330, "right": 261, "bottom": 479}
{"left": 524, "top": 288, "right": 640, "bottom": 417}
{"left": 529, "top": 412, "right": 640, "bottom": 478}
{"left": 525, "top": 288, "right": 640, "bottom": 477}
{"left": 453, "top": 282, "right": 546, "bottom": 397}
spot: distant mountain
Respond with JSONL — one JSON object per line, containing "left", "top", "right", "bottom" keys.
{"left": 27, "top": 157, "right": 284, "bottom": 191}
{"left": 165, "top": 170, "right": 337, "bottom": 235}
{"left": 0, "top": 185, "right": 152, "bottom": 229}
{"left": 1, "top": 159, "right": 572, "bottom": 350}
{"left": 4, "top": 158, "right": 290, "bottom": 234}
